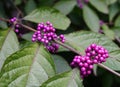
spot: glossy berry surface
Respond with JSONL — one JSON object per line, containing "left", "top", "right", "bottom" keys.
{"left": 32, "top": 21, "right": 65, "bottom": 53}
{"left": 71, "top": 44, "right": 109, "bottom": 79}
{"left": 85, "top": 44, "right": 109, "bottom": 63}
{"left": 10, "top": 17, "right": 21, "bottom": 33}
{"left": 71, "top": 55, "right": 93, "bottom": 78}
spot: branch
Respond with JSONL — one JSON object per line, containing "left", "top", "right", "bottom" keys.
{"left": 18, "top": 23, "right": 120, "bottom": 77}
{"left": 18, "top": 23, "right": 36, "bottom": 32}
{"left": 98, "top": 63, "right": 120, "bottom": 77}
{"left": 54, "top": 40, "right": 120, "bottom": 77}
{"left": 11, "top": 0, "right": 24, "bottom": 17}
{"left": 0, "top": 18, "right": 10, "bottom": 22}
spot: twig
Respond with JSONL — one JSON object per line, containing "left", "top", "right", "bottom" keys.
{"left": 98, "top": 63, "right": 120, "bottom": 77}
{"left": 18, "top": 23, "right": 36, "bottom": 32}
{"left": 54, "top": 40, "right": 120, "bottom": 77}
{"left": 54, "top": 39, "right": 81, "bottom": 55}
{"left": 11, "top": 0, "right": 24, "bottom": 17}
{"left": 0, "top": 18, "right": 10, "bottom": 22}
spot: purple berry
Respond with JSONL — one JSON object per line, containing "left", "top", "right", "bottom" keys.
{"left": 32, "top": 38, "right": 36, "bottom": 42}
{"left": 93, "top": 59, "right": 98, "bottom": 64}
{"left": 16, "top": 24, "right": 19, "bottom": 28}
{"left": 89, "top": 65, "right": 93, "bottom": 69}
{"left": 86, "top": 53, "right": 91, "bottom": 56}
{"left": 87, "top": 70, "right": 91, "bottom": 74}
{"left": 32, "top": 34, "right": 36, "bottom": 38}
{"left": 79, "top": 62, "right": 83, "bottom": 66}
{"left": 91, "top": 44, "right": 96, "bottom": 48}
{"left": 87, "top": 47, "right": 92, "bottom": 51}
{"left": 91, "top": 51, "right": 96, "bottom": 55}
{"left": 84, "top": 63, "right": 88, "bottom": 67}
{"left": 81, "top": 67, "right": 86, "bottom": 71}
{"left": 87, "top": 59, "right": 92, "bottom": 64}
{"left": 76, "top": 59, "right": 80, "bottom": 63}
{"left": 15, "top": 29, "right": 19, "bottom": 33}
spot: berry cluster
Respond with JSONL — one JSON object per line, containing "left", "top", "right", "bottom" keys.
{"left": 32, "top": 21, "right": 65, "bottom": 53}
{"left": 85, "top": 44, "right": 109, "bottom": 64}
{"left": 71, "top": 44, "right": 109, "bottom": 79}
{"left": 10, "top": 17, "right": 21, "bottom": 33}
{"left": 71, "top": 55, "right": 93, "bottom": 78}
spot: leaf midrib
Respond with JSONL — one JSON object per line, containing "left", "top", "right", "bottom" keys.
{"left": 25, "top": 45, "right": 40, "bottom": 87}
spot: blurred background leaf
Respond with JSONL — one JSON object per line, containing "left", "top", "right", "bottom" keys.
{"left": 25, "top": 0, "right": 37, "bottom": 14}
{"left": 83, "top": 5, "right": 100, "bottom": 32}
{"left": 89, "top": 0, "right": 108, "bottom": 14}
{"left": 54, "top": 0, "right": 76, "bottom": 15}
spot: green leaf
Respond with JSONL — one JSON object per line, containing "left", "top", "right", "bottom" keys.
{"left": 109, "top": 3, "right": 119, "bottom": 21}
{"left": 103, "top": 50, "right": 120, "bottom": 71}
{"left": 58, "top": 45, "right": 69, "bottom": 52}
{"left": 102, "top": 24, "right": 115, "bottom": 40}
{"left": 41, "top": 68, "right": 83, "bottom": 87}
{"left": 89, "top": 0, "right": 108, "bottom": 14}
{"left": 54, "top": 0, "right": 76, "bottom": 15}
{"left": 20, "top": 40, "right": 33, "bottom": 49}
{"left": 65, "top": 31, "right": 119, "bottom": 54}
{"left": 105, "top": 0, "right": 117, "bottom": 5}
{"left": 24, "top": 7, "right": 71, "bottom": 30}
{"left": 0, "top": 29, "right": 19, "bottom": 70}
{"left": 112, "top": 27, "right": 120, "bottom": 37}
{"left": 52, "top": 55, "right": 71, "bottom": 74}
{"left": 83, "top": 6, "right": 100, "bottom": 32}
{"left": 115, "top": 15, "right": 120, "bottom": 27}
{"left": 22, "top": 32, "right": 34, "bottom": 41}
{"left": 0, "top": 43, "right": 56, "bottom": 87}
{"left": 25, "top": 0, "right": 37, "bottom": 14}
{"left": 0, "top": 21, "right": 7, "bottom": 29}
